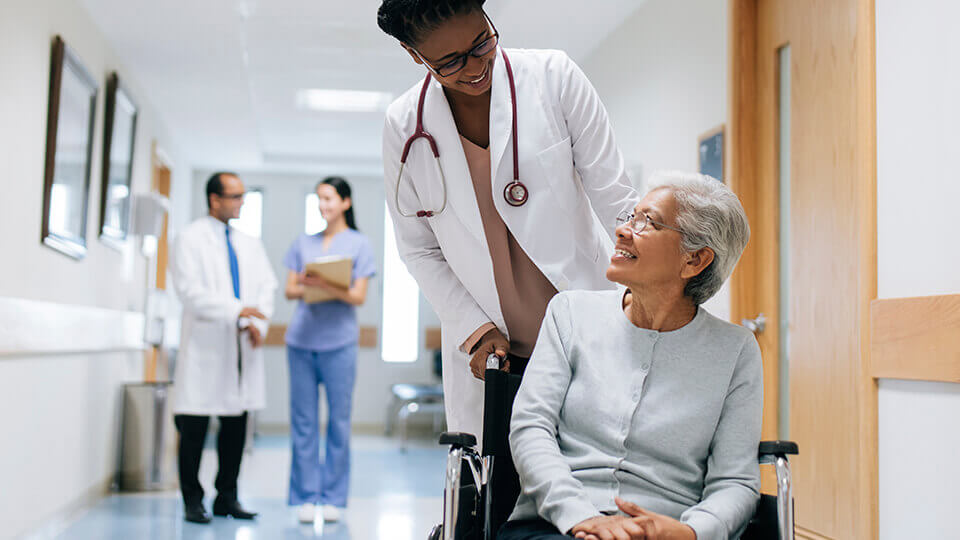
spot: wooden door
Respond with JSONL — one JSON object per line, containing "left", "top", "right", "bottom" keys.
{"left": 728, "top": 0, "right": 877, "bottom": 538}
{"left": 145, "top": 142, "right": 172, "bottom": 382}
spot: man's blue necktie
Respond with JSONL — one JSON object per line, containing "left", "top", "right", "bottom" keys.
{"left": 226, "top": 228, "right": 240, "bottom": 299}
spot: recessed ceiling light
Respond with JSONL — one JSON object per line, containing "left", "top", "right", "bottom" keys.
{"left": 295, "top": 89, "right": 393, "bottom": 113}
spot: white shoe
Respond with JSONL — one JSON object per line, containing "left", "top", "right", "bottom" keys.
{"left": 321, "top": 504, "right": 341, "bottom": 522}
{"left": 297, "top": 503, "right": 316, "bottom": 523}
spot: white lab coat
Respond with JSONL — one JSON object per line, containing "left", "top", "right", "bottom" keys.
{"left": 171, "top": 216, "right": 278, "bottom": 416}
{"left": 382, "top": 48, "right": 639, "bottom": 438}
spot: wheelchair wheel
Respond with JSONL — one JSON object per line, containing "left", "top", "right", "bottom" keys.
{"left": 427, "top": 524, "right": 442, "bottom": 540}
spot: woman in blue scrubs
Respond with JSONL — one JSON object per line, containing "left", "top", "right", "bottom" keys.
{"left": 282, "top": 177, "right": 376, "bottom": 523}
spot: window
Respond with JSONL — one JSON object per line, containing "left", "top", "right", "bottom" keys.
{"left": 381, "top": 203, "right": 419, "bottom": 362}
{"left": 304, "top": 192, "right": 327, "bottom": 235}
{"left": 229, "top": 189, "right": 263, "bottom": 238}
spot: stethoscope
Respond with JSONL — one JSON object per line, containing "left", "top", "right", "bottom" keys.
{"left": 394, "top": 48, "right": 527, "bottom": 218}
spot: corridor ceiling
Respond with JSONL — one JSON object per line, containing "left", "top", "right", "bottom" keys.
{"left": 78, "top": 0, "right": 645, "bottom": 175}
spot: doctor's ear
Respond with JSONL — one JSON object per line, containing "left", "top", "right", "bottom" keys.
{"left": 402, "top": 45, "right": 424, "bottom": 65}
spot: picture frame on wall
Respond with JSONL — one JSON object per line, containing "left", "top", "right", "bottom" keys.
{"left": 41, "top": 35, "right": 99, "bottom": 259}
{"left": 698, "top": 125, "right": 725, "bottom": 183}
{"left": 99, "top": 72, "right": 138, "bottom": 249}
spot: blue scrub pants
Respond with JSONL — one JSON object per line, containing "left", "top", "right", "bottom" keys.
{"left": 287, "top": 343, "right": 357, "bottom": 507}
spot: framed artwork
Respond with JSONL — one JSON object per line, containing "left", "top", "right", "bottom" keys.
{"left": 698, "top": 125, "right": 725, "bottom": 183}
{"left": 41, "top": 36, "right": 99, "bottom": 259}
{"left": 99, "top": 72, "right": 138, "bottom": 249}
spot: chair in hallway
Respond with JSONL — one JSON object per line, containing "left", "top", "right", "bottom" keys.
{"left": 385, "top": 350, "right": 446, "bottom": 450}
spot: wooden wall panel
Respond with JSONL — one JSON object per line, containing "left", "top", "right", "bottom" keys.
{"left": 265, "top": 324, "right": 379, "bottom": 349}
{"left": 871, "top": 295, "right": 960, "bottom": 383}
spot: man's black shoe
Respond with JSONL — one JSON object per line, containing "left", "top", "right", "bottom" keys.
{"left": 212, "top": 498, "right": 258, "bottom": 520}
{"left": 184, "top": 503, "right": 212, "bottom": 524}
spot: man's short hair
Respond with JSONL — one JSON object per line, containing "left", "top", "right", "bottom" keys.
{"left": 206, "top": 171, "right": 238, "bottom": 209}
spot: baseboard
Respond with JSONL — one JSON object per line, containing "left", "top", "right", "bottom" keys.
{"left": 17, "top": 475, "right": 113, "bottom": 540}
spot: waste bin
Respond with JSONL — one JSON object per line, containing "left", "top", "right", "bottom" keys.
{"left": 118, "top": 382, "right": 176, "bottom": 491}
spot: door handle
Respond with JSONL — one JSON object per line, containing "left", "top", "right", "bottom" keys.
{"left": 741, "top": 313, "right": 767, "bottom": 334}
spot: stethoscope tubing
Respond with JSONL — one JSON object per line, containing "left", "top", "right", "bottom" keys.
{"left": 395, "top": 48, "right": 524, "bottom": 218}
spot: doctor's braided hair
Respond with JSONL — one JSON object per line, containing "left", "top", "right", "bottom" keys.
{"left": 377, "top": 0, "right": 486, "bottom": 46}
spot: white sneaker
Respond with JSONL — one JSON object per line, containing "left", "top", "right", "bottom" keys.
{"left": 321, "top": 504, "right": 341, "bottom": 522}
{"left": 297, "top": 503, "right": 316, "bottom": 523}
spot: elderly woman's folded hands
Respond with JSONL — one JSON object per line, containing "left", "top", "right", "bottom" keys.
{"left": 571, "top": 498, "right": 696, "bottom": 540}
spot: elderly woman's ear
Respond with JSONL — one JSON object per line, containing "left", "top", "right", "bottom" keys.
{"left": 680, "top": 247, "right": 715, "bottom": 280}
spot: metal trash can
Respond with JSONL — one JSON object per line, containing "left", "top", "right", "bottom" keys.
{"left": 118, "top": 382, "right": 176, "bottom": 491}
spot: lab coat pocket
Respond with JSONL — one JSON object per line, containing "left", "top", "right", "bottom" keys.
{"left": 535, "top": 136, "right": 579, "bottom": 212}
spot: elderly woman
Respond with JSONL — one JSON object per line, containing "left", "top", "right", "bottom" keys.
{"left": 499, "top": 172, "right": 761, "bottom": 540}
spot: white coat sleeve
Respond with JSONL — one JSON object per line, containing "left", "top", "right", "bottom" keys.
{"left": 249, "top": 240, "right": 278, "bottom": 337}
{"left": 509, "top": 294, "right": 598, "bottom": 534}
{"left": 382, "top": 112, "right": 492, "bottom": 349}
{"left": 171, "top": 231, "right": 243, "bottom": 323}
{"left": 551, "top": 51, "right": 639, "bottom": 241}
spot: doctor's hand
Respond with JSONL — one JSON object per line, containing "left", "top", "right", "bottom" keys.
{"left": 469, "top": 328, "right": 509, "bottom": 380}
{"left": 246, "top": 324, "right": 264, "bottom": 348}
{"left": 238, "top": 307, "right": 267, "bottom": 320}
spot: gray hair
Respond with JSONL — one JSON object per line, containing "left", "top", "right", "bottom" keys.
{"left": 646, "top": 171, "right": 750, "bottom": 305}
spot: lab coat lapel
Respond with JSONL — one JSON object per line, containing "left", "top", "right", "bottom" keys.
{"left": 423, "top": 78, "right": 485, "bottom": 243}
{"left": 488, "top": 48, "right": 512, "bottom": 195}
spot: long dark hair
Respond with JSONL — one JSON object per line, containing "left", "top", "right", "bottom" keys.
{"left": 319, "top": 176, "right": 357, "bottom": 230}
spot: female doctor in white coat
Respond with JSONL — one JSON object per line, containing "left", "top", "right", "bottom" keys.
{"left": 378, "top": 0, "right": 638, "bottom": 441}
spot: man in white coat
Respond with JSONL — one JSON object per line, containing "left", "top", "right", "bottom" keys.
{"left": 171, "top": 172, "right": 277, "bottom": 524}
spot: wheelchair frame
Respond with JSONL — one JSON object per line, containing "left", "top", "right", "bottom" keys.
{"left": 429, "top": 357, "right": 799, "bottom": 540}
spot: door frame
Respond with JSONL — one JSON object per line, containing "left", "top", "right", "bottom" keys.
{"left": 727, "top": 0, "right": 878, "bottom": 538}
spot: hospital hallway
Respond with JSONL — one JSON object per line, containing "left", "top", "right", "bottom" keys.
{"left": 33, "top": 434, "right": 446, "bottom": 540}
{"left": 3, "top": 0, "right": 960, "bottom": 539}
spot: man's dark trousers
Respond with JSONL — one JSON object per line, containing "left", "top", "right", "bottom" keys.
{"left": 174, "top": 412, "right": 248, "bottom": 505}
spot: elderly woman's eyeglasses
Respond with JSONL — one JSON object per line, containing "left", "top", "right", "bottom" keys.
{"left": 411, "top": 12, "right": 499, "bottom": 77}
{"left": 616, "top": 211, "right": 683, "bottom": 235}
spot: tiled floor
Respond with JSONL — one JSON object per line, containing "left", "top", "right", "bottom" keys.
{"left": 46, "top": 434, "right": 447, "bottom": 539}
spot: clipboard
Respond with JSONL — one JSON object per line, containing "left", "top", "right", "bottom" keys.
{"left": 303, "top": 255, "right": 352, "bottom": 303}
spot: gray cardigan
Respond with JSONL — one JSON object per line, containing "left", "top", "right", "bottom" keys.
{"left": 508, "top": 289, "right": 763, "bottom": 540}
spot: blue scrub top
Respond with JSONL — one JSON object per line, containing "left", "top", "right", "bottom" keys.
{"left": 283, "top": 229, "right": 377, "bottom": 352}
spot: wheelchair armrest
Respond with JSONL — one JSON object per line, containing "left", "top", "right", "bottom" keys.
{"left": 439, "top": 432, "right": 477, "bottom": 449}
{"left": 759, "top": 440, "right": 799, "bottom": 457}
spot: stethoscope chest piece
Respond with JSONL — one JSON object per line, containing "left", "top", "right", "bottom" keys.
{"left": 504, "top": 180, "right": 528, "bottom": 206}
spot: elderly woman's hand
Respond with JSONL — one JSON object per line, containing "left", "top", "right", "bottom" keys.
{"left": 571, "top": 514, "right": 648, "bottom": 540}
{"left": 570, "top": 498, "right": 697, "bottom": 540}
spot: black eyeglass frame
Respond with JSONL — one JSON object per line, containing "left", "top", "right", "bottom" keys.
{"left": 410, "top": 11, "right": 499, "bottom": 78}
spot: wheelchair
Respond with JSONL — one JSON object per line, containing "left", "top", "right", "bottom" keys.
{"left": 428, "top": 356, "right": 799, "bottom": 540}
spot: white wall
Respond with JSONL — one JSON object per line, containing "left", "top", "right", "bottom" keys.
{"left": 875, "top": 1, "right": 960, "bottom": 537}
{"left": 0, "top": 1, "right": 187, "bottom": 538}
{"left": 580, "top": 0, "right": 731, "bottom": 320}
{"left": 189, "top": 170, "right": 441, "bottom": 431}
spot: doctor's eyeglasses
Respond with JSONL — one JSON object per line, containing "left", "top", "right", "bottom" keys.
{"left": 412, "top": 13, "right": 499, "bottom": 77}
{"left": 616, "top": 211, "right": 684, "bottom": 236}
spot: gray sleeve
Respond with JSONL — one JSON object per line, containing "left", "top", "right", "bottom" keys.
{"left": 680, "top": 334, "right": 764, "bottom": 540}
{"left": 509, "top": 294, "right": 599, "bottom": 534}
